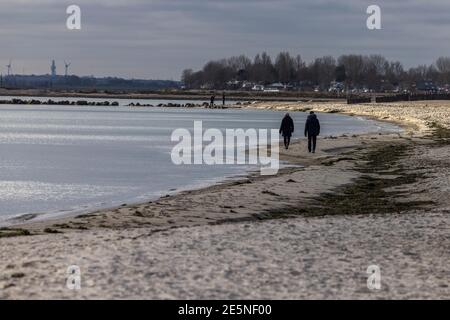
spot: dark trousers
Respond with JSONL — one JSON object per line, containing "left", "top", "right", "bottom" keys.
{"left": 283, "top": 135, "right": 291, "bottom": 149}
{"left": 308, "top": 135, "right": 317, "bottom": 152}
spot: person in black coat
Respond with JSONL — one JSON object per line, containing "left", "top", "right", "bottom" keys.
{"left": 279, "top": 113, "right": 295, "bottom": 149}
{"left": 304, "top": 111, "right": 321, "bottom": 153}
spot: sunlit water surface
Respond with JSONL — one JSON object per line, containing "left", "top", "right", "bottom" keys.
{"left": 0, "top": 100, "right": 400, "bottom": 223}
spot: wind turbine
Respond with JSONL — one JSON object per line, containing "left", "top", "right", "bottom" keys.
{"left": 64, "top": 61, "right": 71, "bottom": 77}
{"left": 6, "top": 59, "right": 12, "bottom": 76}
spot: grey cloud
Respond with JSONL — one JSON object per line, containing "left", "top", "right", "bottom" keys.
{"left": 1, "top": 0, "right": 449, "bottom": 79}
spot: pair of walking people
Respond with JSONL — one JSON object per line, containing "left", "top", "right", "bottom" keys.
{"left": 279, "top": 111, "right": 321, "bottom": 153}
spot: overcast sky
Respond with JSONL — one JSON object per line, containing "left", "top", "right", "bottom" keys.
{"left": 1, "top": 0, "right": 449, "bottom": 80}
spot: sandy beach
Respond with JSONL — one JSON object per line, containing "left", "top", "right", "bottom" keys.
{"left": 1, "top": 100, "right": 449, "bottom": 299}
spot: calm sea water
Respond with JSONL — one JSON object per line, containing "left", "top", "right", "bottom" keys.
{"left": 0, "top": 100, "right": 400, "bottom": 223}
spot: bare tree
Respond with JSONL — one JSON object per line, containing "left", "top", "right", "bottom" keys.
{"left": 181, "top": 52, "right": 447, "bottom": 90}
{"left": 202, "top": 60, "right": 233, "bottom": 89}
{"left": 310, "top": 56, "right": 336, "bottom": 89}
{"left": 275, "top": 52, "right": 295, "bottom": 84}
{"left": 250, "top": 53, "right": 272, "bottom": 83}
{"left": 227, "top": 55, "right": 252, "bottom": 73}
{"left": 181, "top": 69, "right": 194, "bottom": 87}
{"left": 436, "top": 57, "right": 450, "bottom": 84}
{"left": 385, "top": 61, "right": 404, "bottom": 86}
{"left": 363, "top": 55, "right": 388, "bottom": 90}
{"left": 338, "top": 55, "right": 365, "bottom": 87}
{"left": 294, "top": 54, "right": 306, "bottom": 82}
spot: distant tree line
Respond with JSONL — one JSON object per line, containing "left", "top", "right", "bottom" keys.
{"left": 181, "top": 52, "right": 450, "bottom": 91}
{"left": 1, "top": 74, "right": 180, "bottom": 91}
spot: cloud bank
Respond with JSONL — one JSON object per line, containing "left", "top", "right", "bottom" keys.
{"left": 1, "top": 0, "right": 449, "bottom": 79}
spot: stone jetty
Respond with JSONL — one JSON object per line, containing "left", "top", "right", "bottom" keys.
{"left": 0, "top": 98, "right": 241, "bottom": 109}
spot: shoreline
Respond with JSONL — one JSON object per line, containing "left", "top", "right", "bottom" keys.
{"left": 0, "top": 105, "right": 399, "bottom": 230}
{"left": 0, "top": 88, "right": 346, "bottom": 103}
{"left": 3, "top": 126, "right": 402, "bottom": 233}
{"left": 0, "top": 98, "right": 441, "bottom": 231}
{"left": 1, "top": 167, "right": 281, "bottom": 229}
{"left": 1, "top": 100, "right": 449, "bottom": 299}
{"left": 0, "top": 128, "right": 406, "bottom": 238}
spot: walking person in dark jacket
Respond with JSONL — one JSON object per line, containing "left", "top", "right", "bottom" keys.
{"left": 279, "top": 113, "right": 295, "bottom": 150}
{"left": 304, "top": 111, "right": 320, "bottom": 153}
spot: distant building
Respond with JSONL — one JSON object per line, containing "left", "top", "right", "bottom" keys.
{"left": 241, "top": 81, "right": 255, "bottom": 91}
{"left": 226, "top": 80, "right": 241, "bottom": 90}
{"left": 264, "top": 82, "right": 285, "bottom": 92}
{"left": 297, "top": 81, "right": 315, "bottom": 92}
{"left": 415, "top": 80, "right": 438, "bottom": 93}
{"left": 328, "top": 81, "right": 345, "bottom": 93}
{"left": 251, "top": 84, "right": 264, "bottom": 91}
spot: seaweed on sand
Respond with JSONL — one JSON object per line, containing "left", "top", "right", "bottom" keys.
{"left": 0, "top": 228, "right": 31, "bottom": 238}
{"left": 430, "top": 122, "right": 450, "bottom": 143}
{"left": 262, "top": 143, "right": 434, "bottom": 219}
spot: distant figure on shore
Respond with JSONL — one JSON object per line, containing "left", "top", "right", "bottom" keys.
{"left": 304, "top": 111, "right": 321, "bottom": 153}
{"left": 279, "top": 113, "right": 295, "bottom": 150}
{"left": 210, "top": 95, "right": 215, "bottom": 108}
{"left": 222, "top": 92, "right": 226, "bottom": 107}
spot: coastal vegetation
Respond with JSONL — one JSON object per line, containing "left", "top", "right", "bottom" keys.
{"left": 182, "top": 52, "right": 450, "bottom": 92}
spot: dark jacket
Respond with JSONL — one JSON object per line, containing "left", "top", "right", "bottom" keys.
{"left": 304, "top": 114, "right": 320, "bottom": 136}
{"left": 279, "top": 115, "right": 295, "bottom": 137}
